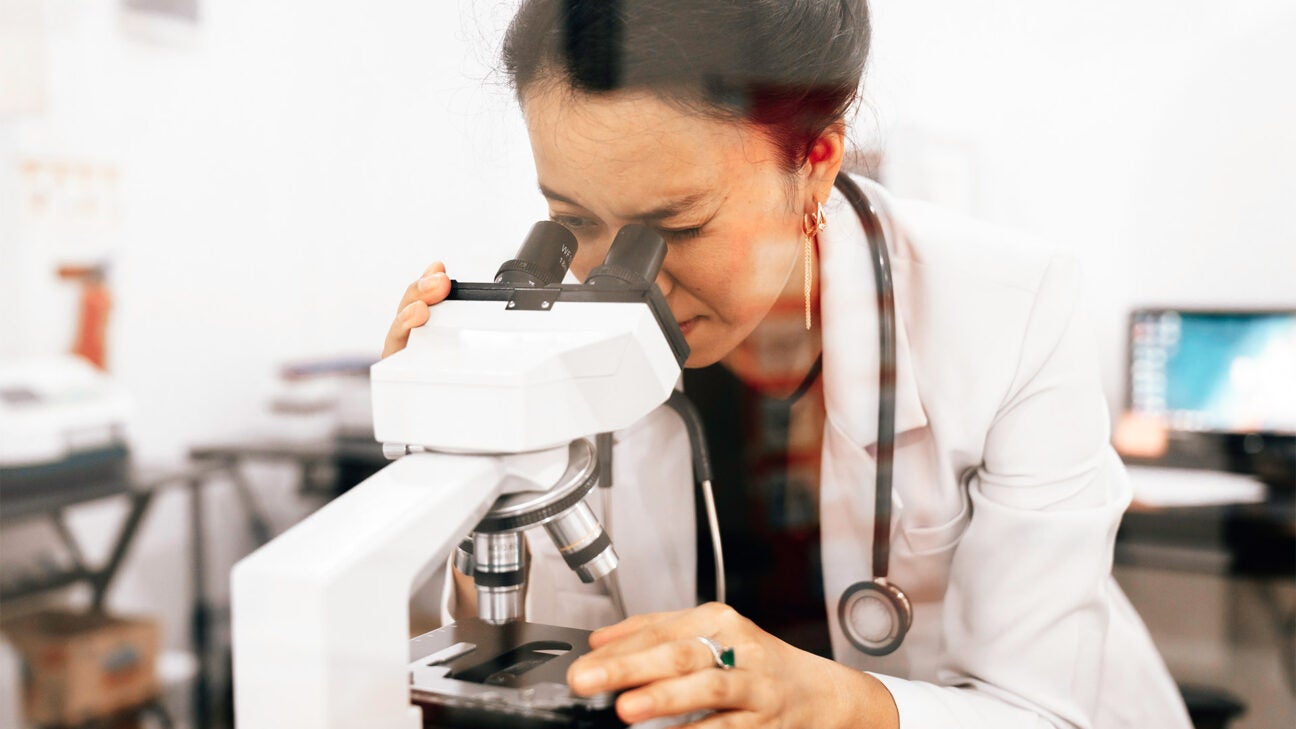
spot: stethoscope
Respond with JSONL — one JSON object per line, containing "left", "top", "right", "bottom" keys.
{"left": 830, "top": 174, "right": 912, "bottom": 657}
{"left": 656, "top": 174, "right": 912, "bottom": 657}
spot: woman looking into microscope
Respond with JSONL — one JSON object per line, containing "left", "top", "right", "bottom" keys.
{"left": 381, "top": 2, "right": 1190, "bottom": 727}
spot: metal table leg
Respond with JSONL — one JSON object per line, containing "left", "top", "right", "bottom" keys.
{"left": 188, "top": 476, "right": 211, "bottom": 729}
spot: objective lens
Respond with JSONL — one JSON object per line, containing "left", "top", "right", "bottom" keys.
{"left": 542, "top": 501, "right": 619, "bottom": 583}
{"left": 495, "top": 221, "right": 579, "bottom": 287}
{"left": 585, "top": 224, "right": 666, "bottom": 289}
{"left": 473, "top": 531, "right": 526, "bottom": 625}
{"left": 453, "top": 537, "right": 474, "bottom": 576}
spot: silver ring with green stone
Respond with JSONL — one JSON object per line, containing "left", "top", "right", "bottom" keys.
{"left": 696, "top": 636, "right": 735, "bottom": 670}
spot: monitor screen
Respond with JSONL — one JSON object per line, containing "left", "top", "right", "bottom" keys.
{"left": 1130, "top": 310, "right": 1296, "bottom": 435}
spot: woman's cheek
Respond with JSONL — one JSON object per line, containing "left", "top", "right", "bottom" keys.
{"left": 744, "top": 231, "right": 798, "bottom": 291}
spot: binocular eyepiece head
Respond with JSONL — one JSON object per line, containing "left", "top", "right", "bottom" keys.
{"left": 495, "top": 222, "right": 667, "bottom": 290}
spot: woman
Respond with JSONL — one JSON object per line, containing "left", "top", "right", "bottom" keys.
{"left": 382, "top": 2, "right": 1191, "bottom": 727}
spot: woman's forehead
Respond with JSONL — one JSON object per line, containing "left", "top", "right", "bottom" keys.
{"left": 523, "top": 84, "right": 780, "bottom": 212}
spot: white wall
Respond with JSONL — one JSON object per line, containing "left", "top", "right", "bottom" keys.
{"left": 864, "top": 0, "right": 1296, "bottom": 408}
{"left": 6, "top": 0, "right": 1293, "bottom": 472}
{"left": 1, "top": 0, "right": 543, "bottom": 712}
{"left": 4, "top": 0, "right": 545, "bottom": 463}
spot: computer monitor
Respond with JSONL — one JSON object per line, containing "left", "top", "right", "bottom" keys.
{"left": 1129, "top": 309, "right": 1296, "bottom": 434}
{"left": 1126, "top": 308, "right": 1296, "bottom": 485}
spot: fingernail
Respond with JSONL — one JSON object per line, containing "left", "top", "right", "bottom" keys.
{"left": 399, "top": 303, "right": 418, "bottom": 325}
{"left": 619, "top": 694, "right": 652, "bottom": 720}
{"left": 570, "top": 666, "right": 606, "bottom": 692}
{"left": 417, "top": 272, "right": 447, "bottom": 291}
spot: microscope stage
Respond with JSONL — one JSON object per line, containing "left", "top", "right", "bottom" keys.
{"left": 409, "top": 619, "right": 625, "bottom": 729}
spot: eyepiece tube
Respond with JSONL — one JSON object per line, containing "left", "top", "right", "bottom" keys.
{"left": 585, "top": 224, "right": 666, "bottom": 289}
{"left": 495, "top": 221, "right": 579, "bottom": 287}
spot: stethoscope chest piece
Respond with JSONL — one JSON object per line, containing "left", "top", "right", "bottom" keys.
{"left": 838, "top": 578, "right": 912, "bottom": 657}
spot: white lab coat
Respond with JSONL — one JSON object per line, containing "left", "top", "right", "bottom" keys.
{"left": 444, "top": 177, "right": 1192, "bottom": 729}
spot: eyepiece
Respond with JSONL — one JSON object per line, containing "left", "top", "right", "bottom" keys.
{"left": 495, "top": 221, "right": 579, "bottom": 287}
{"left": 585, "top": 224, "right": 666, "bottom": 289}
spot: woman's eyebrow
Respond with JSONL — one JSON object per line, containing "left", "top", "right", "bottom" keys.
{"left": 539, "top": 183, "right": 712, "bottom": 222}
{"left": 539, "top": 183, "right": 584, "bottom": 208}
{"left": 541, "top": 180, "right": 715, "bottom": 216}
{"left": 632, "top": 191, "right": 712, "bottom": 223}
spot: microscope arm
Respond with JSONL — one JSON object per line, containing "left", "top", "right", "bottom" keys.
{"left": 231, "top": 449, "right": 563, "bottom": 729}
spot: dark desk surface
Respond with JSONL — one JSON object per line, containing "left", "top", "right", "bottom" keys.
{"left": 0, "top": 459, "right": 228, "bottom": 611}
{"left": 189, "top": 436, "right": 386, "bottom": 463}
{"left": 0, "top": 461, "right": 225, "bottom": 524}
{"left": 188, "top": 437, "right": 388, "bottom": 502}
{"left": 1117, "top": 495, "right": 1296, "bottom": 578}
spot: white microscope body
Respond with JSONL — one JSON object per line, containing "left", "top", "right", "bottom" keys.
{"left": 232, "top": 224, "right": 686, "bottom": 729}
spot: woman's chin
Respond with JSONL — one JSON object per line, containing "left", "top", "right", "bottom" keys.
{"left": 680, "top": 323, "right": 728, "bottom": 369}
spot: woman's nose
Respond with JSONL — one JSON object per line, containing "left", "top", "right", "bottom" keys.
{"left": 654, "top": 266, "right": 676, "bottom": 298}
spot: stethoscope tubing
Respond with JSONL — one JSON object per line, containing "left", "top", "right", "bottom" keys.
{"left": 831, "top": 174, "right": 898, "bottom": 580}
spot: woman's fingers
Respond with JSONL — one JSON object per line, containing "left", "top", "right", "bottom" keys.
{"left": 569, "top": 604, "right": 821, "bottom": 727}
{"left": 393, "top": 262, "right": 449, "bottom": 313}
{"left": 381, "top": 263, "right": 452, "bottom": 358}
{"left": 569, "top": 636, "right": 726, "bottom": 696}
{"left": 612, "top": 667, "right": 764, "bottom": 725}
{"left": 588, "top": 602, "right": 745, "bottom": 660}
{"left": 677, "top": 710, "right": 760, "bottom": 729}
{"left": 382, "top": 300, "right": 428, "bottom": 357}
{"left": 588, "top": 609, "right": 684, "bottom": 649}
{"left": 400, "top": 270, "right": 451, "bottom": 310}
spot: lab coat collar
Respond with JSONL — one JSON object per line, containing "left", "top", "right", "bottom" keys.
{"left": 819, "top": 177, "right": 928, "bottom": 447}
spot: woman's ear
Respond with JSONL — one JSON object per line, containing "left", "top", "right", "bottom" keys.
{"left": 802, "top": 126, "right": 846, "bottom": 211}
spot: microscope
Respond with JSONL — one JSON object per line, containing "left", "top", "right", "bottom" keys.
{"left": 231, "top": 222, "right": 689, "bottom": 729}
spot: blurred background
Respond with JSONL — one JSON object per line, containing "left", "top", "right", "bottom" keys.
{"left": 0, "top": 1, "right": 1292, "bottom": 728}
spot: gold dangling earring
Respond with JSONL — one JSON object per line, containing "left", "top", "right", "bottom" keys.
{"left": 802, "top": 200, "right": 826, "bottom": 330}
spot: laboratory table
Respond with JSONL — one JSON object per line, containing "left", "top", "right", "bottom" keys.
{"left": 1116, "top": 491, "right": 1295, "bottom": 728}
{"left": 0, "top": 459, "right": 237, "bottom": 729}
{"left": 184, "top": 436, "right": 389, "bottom": 727}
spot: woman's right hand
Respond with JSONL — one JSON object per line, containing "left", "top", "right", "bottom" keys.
{"left": 382, "top": 261, "right": 453, "bottom": 358}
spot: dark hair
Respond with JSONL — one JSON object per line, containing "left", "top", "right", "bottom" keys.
{"left": 501, "top": 0, "right": 870, "bottom": 171}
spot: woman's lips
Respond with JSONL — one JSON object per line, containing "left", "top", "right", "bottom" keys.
{"left": 678, "top": 317, "right": 701, "bottom": 336}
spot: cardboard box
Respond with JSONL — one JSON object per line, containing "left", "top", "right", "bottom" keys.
{"left": 2, "top": 610, "right": 158, "bottom": 726}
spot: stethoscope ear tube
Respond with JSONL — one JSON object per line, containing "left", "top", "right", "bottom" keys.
{"left": 666, "top": 390, "right": 714, "bottom": 486}
{"left": 666, "top": 391, "right": 726, "bottom": 605}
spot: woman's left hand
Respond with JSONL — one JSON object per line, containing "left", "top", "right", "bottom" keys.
{"left": 566, "top": 602, "right": 899, "bottom": 728}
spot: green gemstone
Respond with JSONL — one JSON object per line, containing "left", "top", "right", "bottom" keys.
{"left": 719, "top": 647, "right": 735, "bottom": 668}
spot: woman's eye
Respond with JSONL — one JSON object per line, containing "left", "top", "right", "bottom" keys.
{"left": 660, "top": 226, "right": 704, "bottom": 241}
{"left": 550, "top": 214, "right": 593, "bottom": 231}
